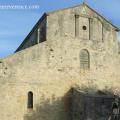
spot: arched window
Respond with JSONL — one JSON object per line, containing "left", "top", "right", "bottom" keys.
{"left": 27, "top": 91, "right": 33, "bottom": 109}
{"left": 80, "top": 49, "right": 90, "bottom": 69}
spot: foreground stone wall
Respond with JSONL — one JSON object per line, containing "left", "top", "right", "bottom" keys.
{"left": 0, "top": 42, "right": 74, "bottom": 120}
{"left": 0, "top": 83, "right": 72, "bottom": 120}
{"left": 0, "top": 35, "right": 120, "bottom": 120}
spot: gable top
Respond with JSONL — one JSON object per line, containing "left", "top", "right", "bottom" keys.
{"left": 47, "top": 2, "right": 120, "bottom": 31}
{"left": 15, "top": 3, "right": 119, "bottom": 52}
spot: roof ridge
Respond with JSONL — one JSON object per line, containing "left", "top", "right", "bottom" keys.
{"left": 46, "top": 3, "right": 84, "bottom": 14}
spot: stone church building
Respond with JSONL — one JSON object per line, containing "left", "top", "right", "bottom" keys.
{"left": 0, "top": 2, "right": 120, "bottom": 120}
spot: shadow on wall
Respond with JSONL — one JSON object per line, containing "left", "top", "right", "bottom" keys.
{"left": 72, "top": 87, "right": 120, "bottom": 120}
{"left": 23, "top": 87, "right": 120, "bottom": 120}
{"left": 24, "top": 89, "right": 73, "bottom": 120}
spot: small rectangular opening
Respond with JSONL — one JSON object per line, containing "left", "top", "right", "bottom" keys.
{"left": 102, "top": 23, "right": 104, "bottom": 42}
{"left": 89, "top": 18, "right": 93, "bottom": 40}
{"left": 75, "top": 14, "right": 79, "bottom": 37}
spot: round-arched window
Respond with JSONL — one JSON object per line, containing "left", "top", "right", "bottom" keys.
{"left": 27, "top": 91, "right": 33, "bottom": 109}
{"left": 80, "top": 49, "right": 90, "bottom": 69}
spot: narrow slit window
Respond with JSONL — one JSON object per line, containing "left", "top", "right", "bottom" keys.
{"left": 75, "top": 14, "right": 79, "bottom": 37}
{"left": 40, "top": 27, "right": 45, "bottom": 42}
{"left": 37, "top": 28, "right": 40, "bottom": 44}
{"left": 102, "top": 23, "right": 104, "bottom": 42}
{"left": 89, "top": 18, "right": 90, "bottom": 40}
{"left": 27, "top": 91, "right": 33, "bottom": 109}
{"left": 80, "top": 49, "right": 90, "bottom": 69}
{"left": 89, "top": 18, "right": 93, "bottom": 40}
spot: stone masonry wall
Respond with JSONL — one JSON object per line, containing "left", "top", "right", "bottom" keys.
{"left": 0, "top": 3, "right": 120, "bottom": 120}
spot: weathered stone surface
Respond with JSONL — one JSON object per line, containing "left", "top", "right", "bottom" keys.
{"left": 0, "top": 3, "right": 120, "bottom": 120}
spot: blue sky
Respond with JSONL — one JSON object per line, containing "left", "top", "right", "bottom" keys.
{"left": 0, "top": 0, "right": 120, "bottom": 58}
